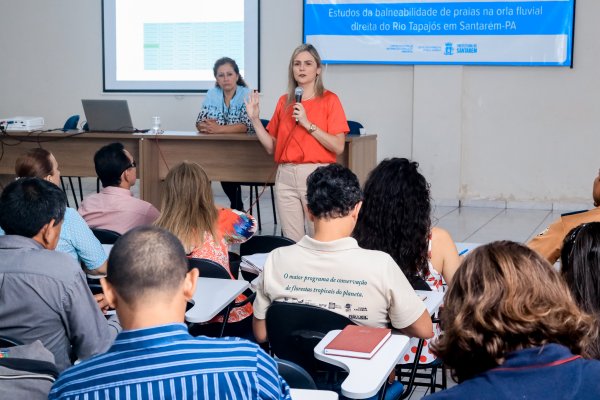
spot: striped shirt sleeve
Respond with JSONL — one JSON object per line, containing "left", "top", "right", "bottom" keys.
{"left": 256, "top": 347, "right": 292, "bottom": 399}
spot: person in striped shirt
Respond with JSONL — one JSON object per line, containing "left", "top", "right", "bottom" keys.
{"left": 49, "top": 226, "right": 291, "bottom": 400}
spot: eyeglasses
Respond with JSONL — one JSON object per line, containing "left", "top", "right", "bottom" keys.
{"left": 121, "top": 160, "right": 136, "bottom": 175}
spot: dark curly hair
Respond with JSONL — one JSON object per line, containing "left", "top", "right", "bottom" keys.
{"left": 561, "top": 222, "right": 600, "bottom": 359}
{"left": 306, "top": 164, "right": 363, "bottom": 219}
{"left": 353, "top": 158, "right": 431, "bottom": 279}
{"left": 432, "top": 241, "right": 597, "bottom": 383}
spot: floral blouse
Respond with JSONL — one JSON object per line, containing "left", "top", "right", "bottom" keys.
{"left": 401, "top": 234, "right": 445, "bottom": 365}
{"left": 188, "top": 208, "right": 256, "bottom": 324}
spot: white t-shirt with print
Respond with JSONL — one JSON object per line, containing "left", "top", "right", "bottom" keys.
{"left": 253, "top": 236, "right": 426, "bottom": 329}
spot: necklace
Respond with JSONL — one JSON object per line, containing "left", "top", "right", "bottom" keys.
{"left": 303, "top": 92, "right": 316, "bottom": 101}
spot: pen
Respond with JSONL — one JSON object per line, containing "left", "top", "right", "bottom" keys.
{"left": 459, "top": 249, "right": 469, "bottom": 256}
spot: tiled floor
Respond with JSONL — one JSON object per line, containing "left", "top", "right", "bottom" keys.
{"left": 214, "top": 185, "right": 565, "bottom": 245}
{"left": 69, "top": 179, "right": 575, "bottom": 399}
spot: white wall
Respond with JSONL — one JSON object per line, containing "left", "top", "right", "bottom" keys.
{"left": 1, "top": 0, "right": 598, "bottom": 206}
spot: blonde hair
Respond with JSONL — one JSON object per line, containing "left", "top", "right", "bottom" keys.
{"left": 286, "top": 43, "right": 324, "bottom": 107}
{"left": 154, "top": 161, "right": 217, "bottom": 253}
{"left": 432, "top": 241, "right": 597, "bottom": 383}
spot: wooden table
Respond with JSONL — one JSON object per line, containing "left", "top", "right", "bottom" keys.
{"left": 0, "top": 131, "right": 377, "bottom": 208}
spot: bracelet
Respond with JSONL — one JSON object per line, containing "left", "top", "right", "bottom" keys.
{"left": 308, "top": 123, "right": 317, "bottom": 134}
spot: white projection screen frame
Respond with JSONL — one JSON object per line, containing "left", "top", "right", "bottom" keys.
{"left": 102, "top": 0, "right": 259, "bottom": 93}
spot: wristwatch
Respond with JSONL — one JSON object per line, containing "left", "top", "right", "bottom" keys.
{"left": 308, "top": 123, "right": 317, "bottom": 134}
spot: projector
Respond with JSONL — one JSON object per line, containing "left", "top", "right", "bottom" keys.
{"left": 0, "top": 116, "right": 45, "bottom": 131}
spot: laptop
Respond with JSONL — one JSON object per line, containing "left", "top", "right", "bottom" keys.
{"left": 82, "top": 99, "right": 144, "bottom": 133}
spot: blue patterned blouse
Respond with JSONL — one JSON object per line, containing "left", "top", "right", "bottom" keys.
{"left": 196, "top": 85, "right": 254, "bottom": 132}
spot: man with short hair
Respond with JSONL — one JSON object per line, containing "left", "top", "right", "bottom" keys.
{"left": 78, "top": 142, "right": 159, "bottom": 234}
{"left": 253, "top": 163, "right": 433, "bottom": 342}
{"left": 49, "top": 226, "right": 291, "bottom": 400}
{"left": 529, "top": 168, "right": 600, "bottom": 263}
{"left": 0, "top": 178, "right": 118, "bottom": 372}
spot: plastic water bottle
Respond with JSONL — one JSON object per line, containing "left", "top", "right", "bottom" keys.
{"left": 151, "top": 116, "right": 162, "bottom": 134}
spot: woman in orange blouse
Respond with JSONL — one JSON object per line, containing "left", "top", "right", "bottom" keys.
{"left": 154, "top": 161, "right": 256, "bottom": 335}
{"left": 246, "top": 44, "right": 349, "bottom": 241}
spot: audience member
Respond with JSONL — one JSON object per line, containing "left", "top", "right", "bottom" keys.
{"left": 353, "top": 158, "right": 460, "bottom": 364}
{"left": 49, "top": 226, "right": 291, "bottom": 400}
{"left": 425, "top": 241, "right": 600, "bottom": 399}
{"left": 154, "top": 161, "right": 256, "bottom": 336}
{"left": 561, "top": 222, "right": 600, "bottom": 359}
{"left": 78, "top": 142, "right": 159, "bottom": 234}
{"left": 529, "top": 168, "right": 600, "bottom": 263}
{"left": 0, "top": 178, "right": 119, "bottom": 372}
{"left": 253, "top": 163, "right": 432, "bottom": 341}
{"left": 0, "top": 148, "right": 107, "bottom": 274}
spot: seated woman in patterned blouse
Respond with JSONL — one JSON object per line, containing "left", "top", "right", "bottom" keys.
{"left": 154, "top": 161, "right": 256, "bottom": 338}
{"left": 353, "top": 158, "right": 460, "bottom": 365}
{"left": 196, "top": 57, "right": 253, "bottom": 211}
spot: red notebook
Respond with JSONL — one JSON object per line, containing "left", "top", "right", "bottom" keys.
{"left": 324, "top": 325, "right": 392, "bottom": 359}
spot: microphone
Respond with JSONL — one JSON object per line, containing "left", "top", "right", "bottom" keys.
{"left": 294, "top": 87, "right": 303, "bottom": 124}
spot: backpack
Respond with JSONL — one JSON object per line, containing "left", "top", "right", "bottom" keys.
{"left": 0, "top": 340, "right": 59, "bottom": 399}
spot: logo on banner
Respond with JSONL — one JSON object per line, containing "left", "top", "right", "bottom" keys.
{"left": 457, "top": 43, "right": 478, "bottom": 54}
{"left": 444, "top": 42, "right": 454, "bottom": 56}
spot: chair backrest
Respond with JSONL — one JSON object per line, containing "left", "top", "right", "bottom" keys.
{"left": 228, "top": 252, "right": 241, "bottom": 279}
{"left": 266, "top": 302, "right": 355, "bottom": 375}
{"left": 408, "top": 275, "right": 432, "bottom": 291}
{"left": 62, "top": 115, "right": 80, "bottom": 131}
{"left": 346, "top": 120, "right": 364, "bottom": 136}
{"left": 188, "top": 258, "right": 231, "bottom": 280}
{"left": 240, "top": 235, "right": 295, "bottom": 256}
{"left": 277, "top": 359, "right": 318, "bottom": 390}
{"left": 91, "top": 228, "right": 121, "bottom": 245}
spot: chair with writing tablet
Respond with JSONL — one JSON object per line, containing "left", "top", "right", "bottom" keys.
{"left": 239, "top": 235, "right": 295, "bottom": 281}
{"left": 266, "top": 302, "right": 355, "bottom": 391}
{"left": 276, "top": 359, "right": 318, "bottom": 390}
{"left": 396, "top": 276, "right": 447, "bottom": 397}
{"left": 187, "top": 258, "right": 255, "bottom": 338}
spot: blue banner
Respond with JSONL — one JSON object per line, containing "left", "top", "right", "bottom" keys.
{"left": 303, "top": 0, "right": 575, "bottom": 66}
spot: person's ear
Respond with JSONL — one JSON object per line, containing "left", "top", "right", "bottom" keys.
{"left": 351, "top": 201, "right": 363, "bottom": 220}
{"left": 306, "top": 207, "right": 316, "bottom": 222}
{"left": 121, "top": 169, "right": 132, "bottom": 185}
{"left": 100, "top": 278, "right": 118, "bottom": 309}
{"left": 183, "top": 268, "right": 199, "bottom": 301}
{"left": 41, "top": 219, "right": 61, "bottom": 249}
{"left": 44, "top": 174, "right": 53, "bottom": 183}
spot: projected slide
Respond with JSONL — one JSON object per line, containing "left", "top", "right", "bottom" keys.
{"left": 103, "top": 0, "right": 259, "bottom": 92}
{"left": 144, "top": 22, "right": 243, "bottom": 71}
{"left": 304, "top": 0, "right": 575, "bottom": 66}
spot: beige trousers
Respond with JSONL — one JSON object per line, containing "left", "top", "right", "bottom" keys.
{"left": 275, "top": 163, "right": 326, "bottom": 242}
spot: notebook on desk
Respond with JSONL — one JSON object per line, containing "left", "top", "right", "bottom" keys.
{"left": 82, "top": 99, "right": 146, "bottom": 133}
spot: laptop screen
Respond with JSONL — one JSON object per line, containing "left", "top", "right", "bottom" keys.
{"left": 82, "top": 99, "right": 136, "bottom": 132}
